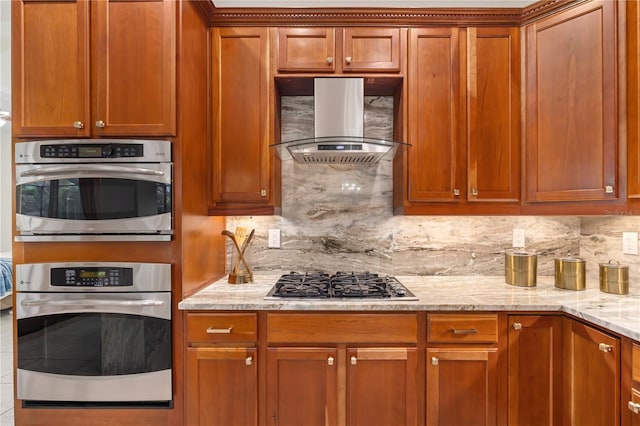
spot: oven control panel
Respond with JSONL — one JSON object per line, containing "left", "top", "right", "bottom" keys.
{"left": 51, "top": 267, "right": 134, "bottom": 287}
{"left": 40, "top": 143, "right": 144, "bottom": 159}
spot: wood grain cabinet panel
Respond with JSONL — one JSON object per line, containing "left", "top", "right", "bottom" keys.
{"left": 186, "top": 347, "right": 258, "bottom": 426}
{"left": 426, "top": 347, "right": 499, "bottom": 426}
{"left": 628, "top": 0, "right": 640, "bottom": 201}
{"left": 507, "top": 315, "right": 563, "bottom": 426}
{"left": 12, "top": 0, "right": 176, "bottom": 137}
{"left": 186, "top": 313, "right": 257, "bottom": 343}
{"left": 276, "top": 27, "right": 402, "bottom": 74}
{"left": 563, "top": 318, "right": 620, "bottom": 426}
{"left": 427, "top": 313, "right": 498, "bottom": 344}
{"left": 210, "top": 27, "right": 279, "bottom": 215}
{"left": 524, "top": 0, "right": 618, "bottom": 203}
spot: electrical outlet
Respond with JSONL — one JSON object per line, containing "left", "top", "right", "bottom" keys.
{"left": 268, "top": 229, "right": 281, "bottom": 249}
{"left": 512, "top": 228, "right": 525, "bottom": 248}
{"left": 622, "top": 232, "right": 639, "bottom": 255}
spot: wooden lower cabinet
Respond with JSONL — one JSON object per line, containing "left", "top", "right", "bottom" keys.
{"left": 426, "top": 347, "right": 499, "bottom": 426}
{"left": 186, "top": 347, "right": 258, "bottom": 426}
{"left": 266, "top": 346, "right": 418, "bottom": 426}
{"left": 563, "top": 318, "right": 620, "bottom": 426}
{"left": 507, "top": 315, "right": 563, "bottom": 426}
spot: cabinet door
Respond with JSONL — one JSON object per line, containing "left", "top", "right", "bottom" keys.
{"left": 426, "top": 347, "right": 498, "bottom": 426}
{"left": 276, "top": 28, "right": 336, "bottom": 72}
{"left": 467, "top": 27, "right": 520, "bottom": 203}
{"left": 186, "top": 347, "right": 258, "bottom": 426}
{"left": 346, "top": 348, "right": 418, "bottom": 426}
{"left": 343, "top": 28, "right": 401, "bottom": 73}
{"left": 628, "top": 0, "right": 640, "bottom": 200}
{"left": 210, "top": 27, "right": 275, "bottom": 215}
{"left": 12, "top": 0, "right": 90, "bottom": 137}
{"left": 267, "top": 347, "right": 339, "bottom": 426}
{"left": 91, "top": 0, "right": 176, "bottom": 136}
{"left": 407, "top": 28, "right": 463, "bottom": 203}
{"left": 524, "top": 0, "right": 617, "bottom": 202}
{"left": 508, "top": 315, "right": 562, "bottom": 426}
{"left": 563, "top": 319, "right": 620, "bottom": 426}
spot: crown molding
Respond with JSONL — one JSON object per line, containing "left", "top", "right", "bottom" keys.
{"left": 192, "top": 0, "right": 585, "bottom": 27}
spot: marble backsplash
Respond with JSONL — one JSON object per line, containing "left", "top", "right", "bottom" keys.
{"left": 225, "top": 96, "right": 640, "bottom": 280}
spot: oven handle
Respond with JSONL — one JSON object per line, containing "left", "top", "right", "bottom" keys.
{"left": 20, "top": 165, "right": 166, "bottom": 178}
{"left": 21, "top": 299, "right": 167, "bottom": 307}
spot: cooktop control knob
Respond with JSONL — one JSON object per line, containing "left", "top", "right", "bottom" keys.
{"left": 102, "top": 145, "right": 114, "bottom": 157}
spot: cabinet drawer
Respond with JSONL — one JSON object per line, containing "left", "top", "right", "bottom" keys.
{"left": 187, "top": 313, "right": 257, "bottom": 343}
{"left": 633, "top": 343, "right": 640, "bottom": 383}
{"left": 427, "top": 313, "right": 498, "bottom": 344}
{"left": 267, "top": 313, "right": 418, "bottom": 344}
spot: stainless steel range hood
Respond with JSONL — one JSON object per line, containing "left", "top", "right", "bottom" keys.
{"left": 271, "top": 78, "right": 408, "bottom": 164}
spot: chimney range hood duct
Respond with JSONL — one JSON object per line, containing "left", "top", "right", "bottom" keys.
{"left": 271, "top": 78, "right": 408, "bottom": 164}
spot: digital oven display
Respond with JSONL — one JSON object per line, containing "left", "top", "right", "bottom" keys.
{"left": 50, "top": 267, "right": 134, "bottom": 287}
{"left": 78, "top": 146, "right": 103, "bottom": 157}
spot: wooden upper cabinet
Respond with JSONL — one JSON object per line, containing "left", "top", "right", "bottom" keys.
{"left": 524, "top": 0, "right": 617, "bottom": 203}
{"left": 407, "top": 27, "right": 462, "bottom": 203}
{"left": 210, "top": 27, "right": 279, "bottom": 215}
{"left": 13, "top": 0, "right": 176, "bottom": 138}
{"left": 467, "top": 27, "right": 520, "bottom": 203}
{"left": 276, "top": 27, "right": 402, "bottom": 74}
{"left": 628, "top": 0, "right": 640, "bottom": 200}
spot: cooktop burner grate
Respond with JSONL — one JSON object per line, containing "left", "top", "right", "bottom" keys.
{"left": 265, "top": 271, "right": 418, "bottom": 300}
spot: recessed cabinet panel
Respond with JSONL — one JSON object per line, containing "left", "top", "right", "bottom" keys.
{"left": 467, "top": 28, "right": 520, "bottom": 203}
{"left": 13, "top": 0, "right": 90, "bottom": 137}
{"left": 210, "top": 27, "right": 273, "bottom": 213}
{"left": 525, "top": 0, "right": 617, "bottom": 202}
{"left": 277, "top": 28, "right": 336, "bottom": 72}
{"left": 343, "top": 28, "right": 401, "bottom": 73}
{"left": 408, "top": 28, "right": 461, "bottom": 203}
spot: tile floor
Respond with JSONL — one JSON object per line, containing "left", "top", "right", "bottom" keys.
{"left": 0, "top": 307, "right": 13, "bottom": 426}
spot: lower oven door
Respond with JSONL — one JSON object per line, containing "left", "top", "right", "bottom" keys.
{"left": 16, "top": 292, "right": 172, "bottom": 402}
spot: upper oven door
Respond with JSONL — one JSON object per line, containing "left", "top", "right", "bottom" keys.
{"left": 15, "top": 162, "right": 172, "bottom": 240}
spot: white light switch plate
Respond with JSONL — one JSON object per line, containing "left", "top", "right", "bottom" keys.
{"left": 512, "top": 229, "right": 525, "bottom": 248}
{"left": 622, "top": 232, "right": 639, "bottom": 255}
{"left": 268, "top": 229, "right": 281, "bottom": 249}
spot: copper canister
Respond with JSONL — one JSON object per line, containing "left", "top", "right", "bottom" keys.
{"left": 554, "top": 256, "right": 586, "bottom": 290}
{"left": 505, "top": 251, "right": 537, "bottom": 287}
{"left": 599, "top": 261, "right": 629, "bottom": 295}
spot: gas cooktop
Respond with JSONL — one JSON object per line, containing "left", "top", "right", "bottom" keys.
{"left": 265, "top": 271, "right": 418, "bottom": 300}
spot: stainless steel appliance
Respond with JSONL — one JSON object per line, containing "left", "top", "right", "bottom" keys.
{"left": 15, "top": 262, "right": 172, "bottom": 405}
{"left": 15, "top": 139, "right": 172, "bottom": 242}
{"left": 265, "top": 271, "right": 417, "bottom": 300}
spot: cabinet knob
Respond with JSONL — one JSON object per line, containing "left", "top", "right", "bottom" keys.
{"left": 605, "top": 185, "right": 614, "bottom": 194}
{"left": 327, "top": 356, "right": 334, "bottom": 366}
{"left": 345, "top": 56, "right": 352, "bottom": 65}
{"left": 260, "top": 189, "right": 267, "bottom": 197}
{"left": 453, "top": 189, "right": 460, "bottom": 196}
{"left": 245, "top": 356, "right": 253, "bottom": 366}
{"left": 350, "top": 356, "right": 357, "bottom": 365}
{"left": 598, "top": 343, "right": 613, "bottom": 353}
{"left": 326, "top": 56, "right": 333, "bottom": 65}
{"left": 95, "top": 120, "right": 106, "bottom": 128}
{"left": 471, "top": 188, "right": 479, "bottom": 196}
{"left": 512, "top": 322, "right": 522, "bottom": 331}
{"left": 431, "top": 357, "right": 439, "bottom": 366}
{"left": 629, "top": 401, "right": 640, "bottom": 414}
{"left": 73, "top": 121, "right": 84, "bottom": 129}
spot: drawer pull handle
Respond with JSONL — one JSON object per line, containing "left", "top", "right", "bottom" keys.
{"left": 206, "top": 327, "right": 233, "bottom": 334}
{"left": 431, "top": 357, "right": 439, "bottom": 366}
{"left": 245, "top": 356, "right": 253, "bottom": 366}
{"left": 327, "top": 356, "right": 334, "bottom": 366}
{"left": 451, "top": 328, "right": 478, "bottom": 335}
{"left": 512, "top": 322, "right": 522, "bottom": 331}
{"left": 350, "top": 356, "right": 357, "bottom": 365}
{"left": 598, "top": 343, "right": 613, "bottom": 353}
{"left": 629, "top": 401, "right": 640, "bottom": 414}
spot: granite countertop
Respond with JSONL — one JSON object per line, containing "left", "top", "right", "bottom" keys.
{"left": 178, "top": 274, "right": 640, "bottom": 342}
